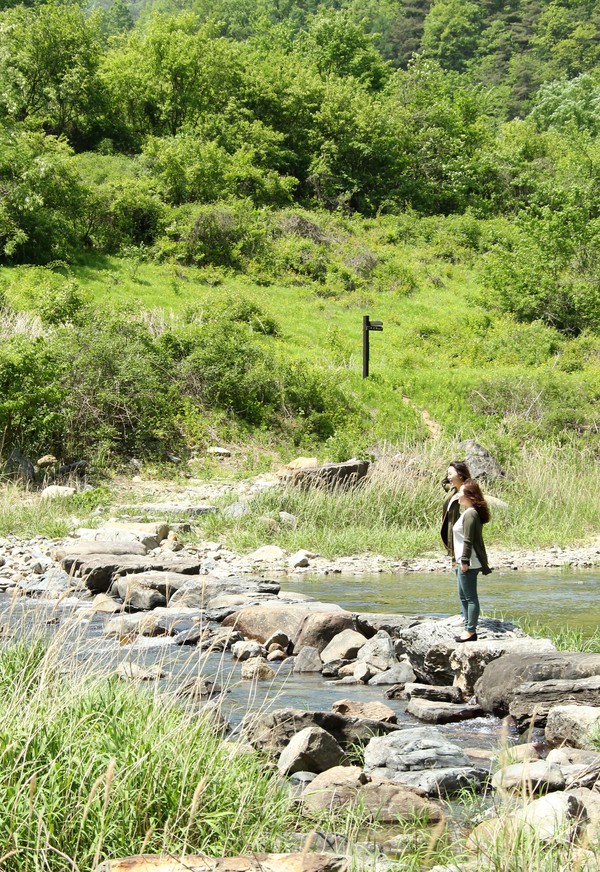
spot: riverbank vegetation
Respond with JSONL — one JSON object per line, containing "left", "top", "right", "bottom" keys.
{"left": 0, "top": 630, "right": 598, "bottom": 871}
{"left": 2, "top": 440, "right": 598, "bottom": 558}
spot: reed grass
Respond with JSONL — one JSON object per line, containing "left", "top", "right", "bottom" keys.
{"left": 0, "top": 610, "right": 598, "bottom": 871}
{"left": 201, "top": 441, "right": 600, "bottom": 558}
{"left": 0, "top": 626, "right": 301, "bottom": 871}
{"left": 0, "top": 483, "right": 110, "bottom": 539}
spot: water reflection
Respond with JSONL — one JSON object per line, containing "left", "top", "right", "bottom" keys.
{"left": 281, "top": 569, "right": 600, "bottom": 635}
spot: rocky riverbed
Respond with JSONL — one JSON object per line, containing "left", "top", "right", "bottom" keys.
{"left": 3, "top": 515, "right": 600, "bottom": 871}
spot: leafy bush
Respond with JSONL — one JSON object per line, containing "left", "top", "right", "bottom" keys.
{"left": 92, "top": 178, "right": 166, "bottom": 251}
{"left": 0, "top": 126, "right": 89, "bottom": 263}
{"left": 481, "top": 208, "right": 600, "bottom": 335}
{"left": 158, "top": 200, "right": 271, "bottom": 269}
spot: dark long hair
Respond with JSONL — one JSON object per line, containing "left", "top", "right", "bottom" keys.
{"left": 448, "top": 460, "right": 471, "bottom": 483}
{"left": 462, "top": 479, "right": 490, "bottom": 524}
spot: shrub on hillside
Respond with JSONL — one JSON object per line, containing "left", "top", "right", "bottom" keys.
{"left": 481, "top": 208, "right": 600, "bottom": 335}
{"left": 0, "top": 305, "right": 355, "bottom": 463}
{"left": 91, "top": 178, "right": 166, "bottom": 251}
{"left": 156, "top": 200, "right": 271, "bottom": 269}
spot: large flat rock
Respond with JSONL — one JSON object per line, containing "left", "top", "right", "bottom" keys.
{"left": 169, "top": 577, "right": 280, "bottom": 610}
{"left": 223, "top": 603, "right": 347, "bottom": 645}
{"left": 406, "top": 699, "right": 485, "bottom": 724}
{"left": 509, "top": 675, "right": 600, "bottom": 730}
{"left": 475, "top": 653, "right": 600, "bottom": 717}
{"left": 395, "top": 616, "right": 528, "bottom": 685}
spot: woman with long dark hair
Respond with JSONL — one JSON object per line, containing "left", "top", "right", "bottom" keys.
{"left": 440, "top": 460, "right": 471, "bottom": 561}
{"left": 453, "top": 479, "right": 492, "bottom": 642}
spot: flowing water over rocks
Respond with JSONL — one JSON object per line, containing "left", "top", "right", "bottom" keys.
{"left": 3, "top": 520, "right": 600, "bottom": 868}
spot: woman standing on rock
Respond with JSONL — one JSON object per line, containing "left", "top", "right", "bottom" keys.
{"left": 440, "top": 461, "right": 471, "bottom": 560}
{"left": 453, "top": 479, "right": 492, "bottom": 642}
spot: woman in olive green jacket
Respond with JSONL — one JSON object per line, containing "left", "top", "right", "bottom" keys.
{"left": 453, "top": 479, "right": 492, "bottom": 642}
{"left": 440, "top": 460, "right": 471, "bottom": 560}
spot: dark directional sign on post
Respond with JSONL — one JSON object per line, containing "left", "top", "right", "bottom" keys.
{"left": 362, "top": 315, "right": 384, "bottom": 378}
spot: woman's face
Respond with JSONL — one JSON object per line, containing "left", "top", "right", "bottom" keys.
{"left": 447, "top": 465, "right": 463, "bottom": 488}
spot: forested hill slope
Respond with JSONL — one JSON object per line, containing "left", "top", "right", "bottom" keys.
{"left": 0, "top": 0, "right": 599, "bottom": 467}
{"left": 97, "top": 0, "right": 600, "bottom": 116}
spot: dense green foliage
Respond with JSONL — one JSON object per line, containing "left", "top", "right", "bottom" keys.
{"left": 0, "top": 638, "right": 303, "bottom": 870}
{"left": 0, "top": 0, "right": 599, "bottom": 466}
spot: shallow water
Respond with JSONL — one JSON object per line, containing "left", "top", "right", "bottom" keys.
{"left": 281, "top": 568, "right": 600, "bottom": 635}
{"left": 2, "top": 568, "right": 598, "bottom": 753}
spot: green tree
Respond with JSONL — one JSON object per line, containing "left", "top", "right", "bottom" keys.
{"left": 0, "top": 4, "right": 104, "bottom": 141}
{"left": 100, "top": 14, "right": 245, "bottom": 142}
{"left": 421, "top": 0, "right": 483, "bottom": 72}
{"left": 301, "top": 10, "right": 390, "bottom": 89}
{"left": 0, "top": 124, "right": 89, "bottom": 262}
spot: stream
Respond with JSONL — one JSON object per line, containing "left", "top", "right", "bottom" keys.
{"left": 2, "top": 568, "right": 599, "bottom": 755}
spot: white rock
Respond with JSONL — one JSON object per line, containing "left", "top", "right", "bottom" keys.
{"left": 41, "top": 485, "right": 76, "bottom": 499}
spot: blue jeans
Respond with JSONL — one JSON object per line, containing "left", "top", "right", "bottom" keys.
{"left": 455, "top": 566, "right": 481, "bottom": 633}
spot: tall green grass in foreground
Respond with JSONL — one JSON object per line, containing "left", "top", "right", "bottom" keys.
{"left": 0, "top": 635, "right": 301, "bottom": 871}
{"left": 0, "top": 626, "right": 599, "bottom": 871}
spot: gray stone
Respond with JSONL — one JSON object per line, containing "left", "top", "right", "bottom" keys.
{"left": 388, "top": 766, "right": 488, "bottom": 797}
{"left": 59, "top": 541, "right": 148, "bottom": 559}
{"left": 356, "top": 630, "right": 397, "bottom": 672}
{"left": 458, "top": 440, "right": 507, "bottom": 481}
{"left": 41, "top": 485, "right": 76, "bottom": 499}
{"left": 364, "top": 726, "right": 471, "bottom": 777}
{"left": 321, "top": 629, "right": 368, "bottom": 664}
{"left": 242, "top": 708, "right": 399, "bottom": 756}
{"left": 514, "top": 792, "right": 588, "bottom": 842}
{"left": 354, "top": 613, "right": 423, "bottom": 638}
{"left": 353, "top": 661, "right": 374, "bottom": 683}
{"left": 475, "top": 653, "right": 600, "bottom": 717}
{"left": 450, "top": 637, "right": 557, "bottom": 698}
{"left": 509, "top": 675, "right": 600, "bottom": 730}
{"left": 294, "top": 612, "right": 357, "bottom": 653}
{"left": 77, "top": 522, "right": 169, "bottom": 550}
{"left": 546, "top": 705, "right": 600, "bottom": 750}
{"left": 240, "top": 656, "right": 276, "bottom": 681}
{"left": 404, "top": 684, "right": 464, "bottom": 703}
{"left": 223, "top": 603, "right": 345, "bottom": 646}
{"left": 170, "top": 577, "right": 280, "bottom": 609}
{"left": 113, "top": 571, "right": 189, "bottom": 604}
{"left": 289, "top": 551, "right": 310, "bottom": 568}
{"left": 223, "top": 501, "right": 249, "bottom": 519}
{"left": 397, "top": 616, "right": 526, "bottom": 685}
{"left": 331, "top": 700, "right": 397, "bottom": 723}
{"left": 282, "top": 459, "right": 370, "bottom": 490}
{"left": 492, "top": 761, "right": 566, "bottom": 794}
{"left": 231, "top": 640, "right": 264, "bottom": 661}
{"left": 406, "top": 699, "right": 484, "bottom": 724}
{"left": 368, "top": 662, "right": 416, "bottom": 686}
{"left": 277, "top": 727, "right": 345, "bottom": 775}
{"left": 103, "top": 613, "right": 162, "bottom": 638}
{"left": 247, "top": 545, "right": 287, "bottom": 563}
{"left": 294, "top": 646, "right": 323, "bottom": 673}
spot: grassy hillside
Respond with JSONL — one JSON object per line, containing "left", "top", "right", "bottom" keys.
{"left": 3, "top": 208, "right": 598, "bottom": 466}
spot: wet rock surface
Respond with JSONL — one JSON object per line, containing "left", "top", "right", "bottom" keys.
{"left": 2, "top": 503, "right": 600, "bottom": 867}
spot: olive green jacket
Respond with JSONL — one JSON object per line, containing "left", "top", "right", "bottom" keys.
{"left": 459, "top": 508, "right": 492, "bottom": 575}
